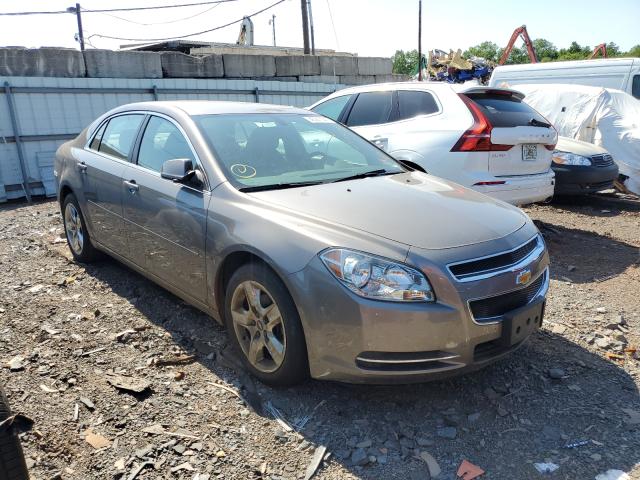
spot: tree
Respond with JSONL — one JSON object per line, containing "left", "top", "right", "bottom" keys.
{"left": 532, "top": 38, "right": 558, "bottom": 62}
{"left": 463, "top": 41, "right": 500, "bottom": 62}
{"left": 557, "top": 41, "right": 591, "bottom": 61}
{"left": 627, "top": 44, "right": 640, "bottom": 57}
{"left": 606, "top": 42, "right": 621, "bottom": 57}
{"left": 392, "top": 49, "right": 420, "bottom": 75}
{"left": 501, "top": 46, "right": 532, "bottom": 65}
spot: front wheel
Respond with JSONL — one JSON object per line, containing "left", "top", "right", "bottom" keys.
{"left": 61, "top": 193, "right": 100, "bottom": 263}
{"left": 224, "top": 263, "right": 309, "bottom": 386}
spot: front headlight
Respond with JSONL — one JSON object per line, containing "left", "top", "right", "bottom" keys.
{"left": 320, "top": 248, "right": 435, "bottom": 302}
{"left": 552, "top": 151, "right": 592, "bottom": 166}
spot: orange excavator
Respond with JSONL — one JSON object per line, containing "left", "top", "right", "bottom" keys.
{"left": 589, "top": 43, "right": 608, "bottom": 59}
{"left": 499, "top": 25, "right": 538, "bottom": 65}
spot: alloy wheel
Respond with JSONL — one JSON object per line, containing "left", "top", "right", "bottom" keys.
{"left": 230, "top": 280, "right": 287, "bottom": 373}
{"left": 64, "top": 203, "right": 84, "bottom": 255}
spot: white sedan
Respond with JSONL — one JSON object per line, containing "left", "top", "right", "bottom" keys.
{"left": 308, "top": 83, "right": 557, "bottom": 206}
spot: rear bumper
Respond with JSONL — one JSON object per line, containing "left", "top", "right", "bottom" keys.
{"left": 471, "top": 171, "right": 555, "bottom": 206}
{"left": 552, "top": 164, "right": 618, "bottom": 195}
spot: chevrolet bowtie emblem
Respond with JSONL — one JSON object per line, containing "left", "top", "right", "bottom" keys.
{"left": 516, "top": 269, "right": 532, "bottom": 286}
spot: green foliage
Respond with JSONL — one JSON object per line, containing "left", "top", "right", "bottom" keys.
{"left": 532, "top": 39, "right": 558, "bottom": 62}
{"left": 463, "top": 41, "right": 500, "bottom": 62}
{"left": 392, "top": 49, "right": 420, "bottom": 75}
{"left": 627, "top": 44, "right": 640, "bottom": 57}
{"left": 606, "top": 42, "right": 621, "bottom": 57}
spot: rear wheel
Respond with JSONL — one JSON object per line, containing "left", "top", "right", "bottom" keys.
{"left": 61, "top": 193, "right": 100, "bottom": 263}
{"left": 224, "top": 263, "right": 309, "bottom": 386}
{"left": 0, "top": 388, "right": 29, "bottom": 480}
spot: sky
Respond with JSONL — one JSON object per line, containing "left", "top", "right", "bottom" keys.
{"left": 0, "top": 0, "right": 638, "bottom": 57}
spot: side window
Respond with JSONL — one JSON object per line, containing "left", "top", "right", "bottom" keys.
{"left": 397, "top": 90, "right": 439, "bottom": 120}
{"left": 346, "top": 91, "right": 393, "bottom": 127}
{"left": 311, "top": 95, "right": 352, "bottom": 121}
{"left": 98, "top": 114, "right": 144, "bottom": 160}
{"left": 137, "top": 116, "right": 196, "bottom": 173}
{"left": 89, "top": 121, "right": 107, "bottom": 151}
{"left": 632, "top": 75, "right": 640, "bottom": 99}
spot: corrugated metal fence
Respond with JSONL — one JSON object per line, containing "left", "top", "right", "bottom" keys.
{"left": 0, "top": 76, "right": 342, "bottom": 203}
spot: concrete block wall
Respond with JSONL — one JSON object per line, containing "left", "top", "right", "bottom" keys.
{"left": 0, "top": 48, "right": 395, "bottom": 85}
{"left": 0, "top": 48, "right": 85, "bottom": 77}
{"left": 223, "top": 54, "right": 276, "bottom": 78}
{"left": 84, "top": 50, "right": 162, "bottom": 78}
{"left": 160, "top": 52, "right": 223, "bottom": 78}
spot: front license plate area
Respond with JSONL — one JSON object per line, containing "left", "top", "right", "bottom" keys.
{"left": 500, "top": 300, "right": 544, "bottom": 346}
{"left": 522, "top": 144, "right": 537, "bottom": 161}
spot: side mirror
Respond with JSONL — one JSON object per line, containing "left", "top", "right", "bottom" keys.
{"left": 161, "top": 158, "right": 194, "bottom": 183}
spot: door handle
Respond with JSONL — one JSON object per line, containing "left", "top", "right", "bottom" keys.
{"left": 123, "top": 180, "right": 139, "bottom": 194}
{"left": 77, "top": 161, "right": 87, "bottom": 173}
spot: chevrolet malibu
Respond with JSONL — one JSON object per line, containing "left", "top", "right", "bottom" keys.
{"left": 55, "top": 101, "right": 550, "bottom": 386}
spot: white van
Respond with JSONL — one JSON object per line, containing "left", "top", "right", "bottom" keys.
{"left": 489, "top": 58, "right": 640, "bottom": 99}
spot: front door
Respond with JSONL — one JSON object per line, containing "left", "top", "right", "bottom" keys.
{"left": 122, "top": 115, "right": 208, "bottom": 302}
{"left": 80, "top": 113, "right": 145, "bottom": 256}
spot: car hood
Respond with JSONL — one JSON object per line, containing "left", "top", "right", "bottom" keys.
{"left": 248, "top": 172, "right": 528, "bottom": 250}
{"left": 556, "top": 136, "right": 609, "bottom": 156}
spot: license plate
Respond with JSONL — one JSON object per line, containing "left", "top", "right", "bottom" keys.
{"left": 500, "top": 300, "right": 544, "bottom": 346}
{"left": 522, "top": 144, "right": 537, "bottom": 161}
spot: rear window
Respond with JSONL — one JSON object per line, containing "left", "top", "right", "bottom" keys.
{"left": 397, "top": 90, "right": 439, "bottom": 120}
{"left": 465, "top": 93, "right": 549, "bottom": 128}
{"left": 346, "top": 91, "right": 393, "bottom": 127}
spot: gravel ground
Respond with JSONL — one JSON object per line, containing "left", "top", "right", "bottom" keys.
{"left": 1, "top": 195, "right": 639, "bottom": 480}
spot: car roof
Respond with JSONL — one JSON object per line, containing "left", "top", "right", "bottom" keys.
{"left": 311, "top": 82, "right": 524, "bottom": 103}
{"left": 109, "top": 100, "right": 313, "bottom": 117}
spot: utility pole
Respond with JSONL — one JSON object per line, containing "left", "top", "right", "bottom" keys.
{"left": 74, "top": 3, "right": 85, "bottom": 51}
{"left": 269, "top": 14, "right": 276, "bottom": 46}
{"left": 307, "top": 0, "right": 316, "bottom": 55}
{"left": 417, "top": 0, "right": 422, "bottom": 80}
{"left": 300, "top": 0, "right": 310, "bottom": 54}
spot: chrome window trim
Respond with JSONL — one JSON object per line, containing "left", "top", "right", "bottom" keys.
{"left": 84, "top": 110, "right": 211, "bottom": 192}
{"left": 84, "top": 111, "right": 146, "bottom": 158}
{"left": 447, "top": 234, "right": 544, "bottom": 283}
{"left": 466, "top": 267, "right": 549, "bottom": 325}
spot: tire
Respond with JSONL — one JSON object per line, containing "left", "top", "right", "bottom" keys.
{"left": 61, "top": 193, "right": 100, "bottom": 263}
{"left": 224, "top": 262, "right": 309, "bottom": 387}
{"left": 0, "top": 388, "right": 29, "bottom": 480}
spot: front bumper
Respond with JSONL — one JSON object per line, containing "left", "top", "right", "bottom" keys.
{"left": 552, "top": 163, "right": 619, "bottom": 195}
{"left": 287, "top": 224, "right": 549, "bottom": 384}
{"left": 471, "top": 171, "right": 555, "bottom": 206}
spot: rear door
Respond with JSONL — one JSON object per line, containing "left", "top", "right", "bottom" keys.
{"left": 81, "top": 113, "right": 145, "bottom": 256}
{"left": 464, "top": 91, "right": 557, "bottom": 176}
{"left": 344, "top": 90, "right": 396, "bottom": 151}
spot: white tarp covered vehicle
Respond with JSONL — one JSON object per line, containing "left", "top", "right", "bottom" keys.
{"left": 509, "top": 83, "right": 640, "bottom": 195}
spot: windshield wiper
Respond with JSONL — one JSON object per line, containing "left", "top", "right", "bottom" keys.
{"left": 331, "top": 169, "right": 396, "bottom": 183}
{"left": 529, "top": 118, "right": 552, "bottom": 128}
{"left": 238, "top": 180, "right": 324, "bottom": 192}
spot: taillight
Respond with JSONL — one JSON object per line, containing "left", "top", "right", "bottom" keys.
{"left": 451, "top": 94, "right": 512, "bottom": 152}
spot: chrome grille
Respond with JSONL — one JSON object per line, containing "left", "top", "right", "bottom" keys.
{"left": 591, "top": 154, "right": 615, "bottom": 168}
{"left": 449, "top": 236, "right": 540, "bottom": 281}
{"left": 469, "top": 270, "right": 546, "bottom": 322}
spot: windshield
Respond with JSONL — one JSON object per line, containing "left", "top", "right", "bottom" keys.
{"left": 194, "top": 113, "right": 405, "bottom": 190}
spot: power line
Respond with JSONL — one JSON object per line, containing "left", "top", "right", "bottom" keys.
{"left": 93, "top": 2, "right": 222, "bottom": 26}
{"left": 90, "top": 0, "right": 286, "bottom": 42}
{"left": 83, "top": 0, "right": 239, "bottom": 14}
{"left": 0, "top": 0, "right": 239, "bottom": 16}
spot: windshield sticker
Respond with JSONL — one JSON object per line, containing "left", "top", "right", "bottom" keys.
{"left": 304, "top": 116, "right": 333, "bottom": 124}
{"left": 230, "top": 164, "right": 257, "bottom": 179}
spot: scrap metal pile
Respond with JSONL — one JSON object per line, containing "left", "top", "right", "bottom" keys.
{"left": 424, "top": 49, "right": 493, "bottom": 84}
